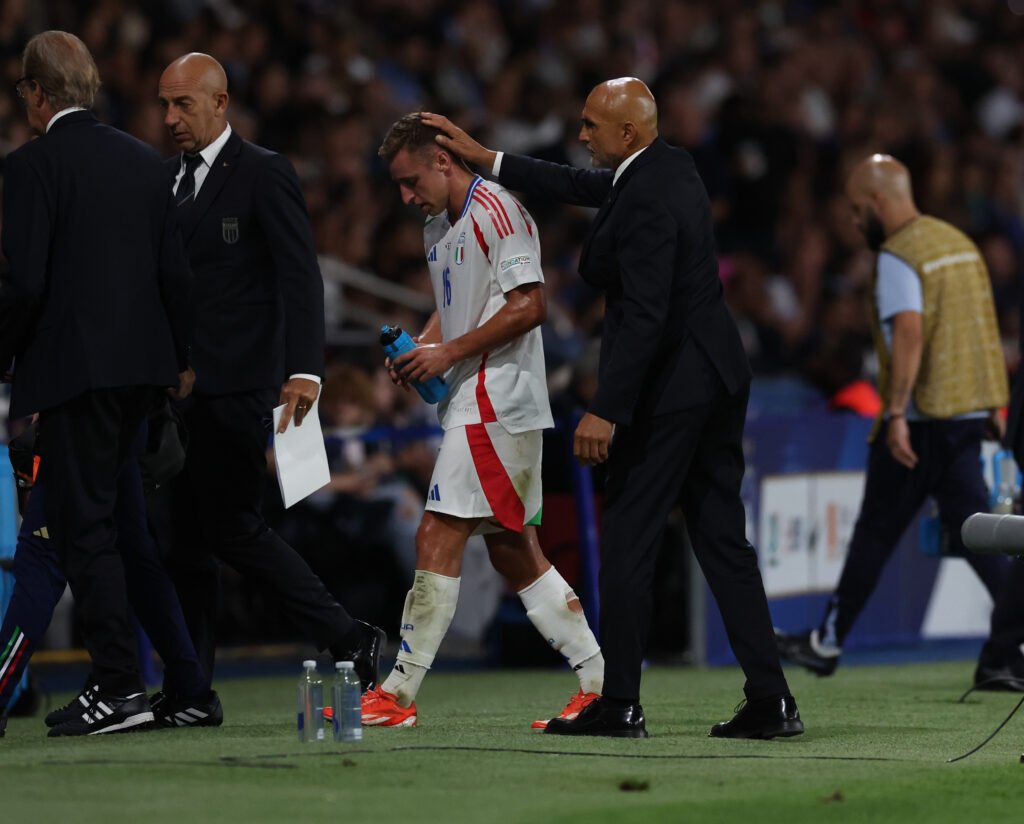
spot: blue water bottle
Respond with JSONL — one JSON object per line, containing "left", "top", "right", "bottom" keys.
{"left": 990, "top": 449, "right": 1019, "bottom": 515}
{"left": 380, "top": 324, "right": 449, "bottom": 404}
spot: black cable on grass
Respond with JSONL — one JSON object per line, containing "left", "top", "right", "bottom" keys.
{"left": 957, "top": 676, "right": 1024, "bottom": 703}
{"left": 237, "top": 746, "right": 899, "bottom": 763}
{"left": 948, "top": 694, "right": 1024, "bottom": 763}
{"left": 37, "top": 748, "right": 901, "bottom": 771}
{"left": 386, "top": 745, "right": 897, "bottom": 761}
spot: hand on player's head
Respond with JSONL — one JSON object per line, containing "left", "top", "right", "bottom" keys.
{"left": 419, "top": 112, "right": 492, "bottom": 167}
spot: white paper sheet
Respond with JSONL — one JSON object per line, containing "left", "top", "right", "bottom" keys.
{"left": 272, "top": 398, "right": 331, "bottom": 508}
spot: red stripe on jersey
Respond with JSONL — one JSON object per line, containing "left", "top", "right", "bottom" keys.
{"left": 472, "top": 193, "right": 508, "bottom": 238}
{"left": 470, "top": 214, "right": 491, "bottom": 262}
{"left": 475, "top": 353, "right": 498, "bottom": 423}
{"left": 477, "top": 186, "right": 514, "bottom": 236}
{"left": 513, "top": 199, "right": 533, "bottom": 238}
{"left": 465, "top": 423, "right": 525, "bottom": 533}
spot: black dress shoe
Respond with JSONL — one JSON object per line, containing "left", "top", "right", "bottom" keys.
{"left": 709, "top": 694, "right": 804, "bottom": 739}
{"left": 775, "top": 629, "right": 839, "bottom": 677}
{"left": 544, "top": 697, "right": 649, "bottom": 738}
{"left": 331, "top": 621, "right": 386, "bottom": 692}
{"left": 973, "top": 664, "right": 1024, "bottom": 692}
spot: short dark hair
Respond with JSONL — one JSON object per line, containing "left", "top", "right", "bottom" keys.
{"left": 378, "top": 113, "right": 469, "bottom": 172}
{"left": 378, "top": 113, "right": 444, "bottom": 162}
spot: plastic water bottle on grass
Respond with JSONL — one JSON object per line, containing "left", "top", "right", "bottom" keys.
{"left": 297, "top": 660, "right": 325, "bottom": 743}
{"left": 332, "top": 661, "right": 363, "bottom": 743}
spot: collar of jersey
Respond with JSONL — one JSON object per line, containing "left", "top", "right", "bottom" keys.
{"left": 459, "top": 176, "right": 484, "bottom": 221}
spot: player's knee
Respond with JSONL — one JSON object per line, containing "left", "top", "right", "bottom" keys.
{"left": 490, "top": 544, "right": 549, "bottom": 590}
{"left": 414, "top": 517, "right": 460, "bottom": 576}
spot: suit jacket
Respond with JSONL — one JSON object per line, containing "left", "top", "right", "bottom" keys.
{"left": 500, "top": 139, "right": 751, "bottom": 425}
{"left": 167, "top": 130, "right": 325, "bottom": 394}
{"left": 0, "top": 111, "right": 191, "bottom": 418}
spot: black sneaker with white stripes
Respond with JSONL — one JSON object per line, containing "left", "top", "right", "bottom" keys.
{"left": 44, "top": 683, "right": 99, "bottom": 728}
{"left": 47, "top": 692, "right": 154, "bottom": 737}
{"left": 150, "top": 689, "right": 223, "bottom": 728}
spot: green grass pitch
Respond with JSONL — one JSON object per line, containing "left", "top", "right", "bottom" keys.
{"left": 2, "top": 661, "right": 1022, "bottom": 823}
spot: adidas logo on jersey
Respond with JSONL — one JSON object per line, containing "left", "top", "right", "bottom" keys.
{"left": 427, "top": 246, "right": 437, "bottom": 262}
{"left": 428, "top": 484, "right": 441, "bottom": 502}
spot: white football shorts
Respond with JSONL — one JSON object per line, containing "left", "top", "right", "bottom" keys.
{"left": 425, "top": 423, "right": 543, "bottom": 535}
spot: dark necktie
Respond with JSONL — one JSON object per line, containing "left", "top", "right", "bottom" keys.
{"left": 176, "top": 153, "right": 203, "bottom": 207}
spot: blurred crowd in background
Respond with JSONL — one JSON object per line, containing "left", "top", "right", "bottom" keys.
{"left": 3, "top": 0, "right": 1024, "bottom": 651}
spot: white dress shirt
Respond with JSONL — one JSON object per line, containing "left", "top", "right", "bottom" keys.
{"left": 172, "top": 123, "right": 233, "bottom": 198}
{"left": 46, "top": 107, "right": 86, "bottom": 132}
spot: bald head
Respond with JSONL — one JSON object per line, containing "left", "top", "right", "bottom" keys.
{"left": 845, "top": 154, "right": 920, "bottom": 249}
{"left": 158, "top": 53, "right": 230, "bottom": 153}
{"left": 579, "top": 77, "right": 659, "bottom": 170}
{"left": 162, "top": 53, "right": 227, "bottom": 96}
{"left": 847, "top": 154, "right": 914, "bottom": 203}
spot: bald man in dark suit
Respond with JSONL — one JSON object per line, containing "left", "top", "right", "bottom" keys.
{"left": 155, "top": 54, "right": 384, "bottom": 692}
{"left": 423, "top": 79, "right": 802, "bottom": 739}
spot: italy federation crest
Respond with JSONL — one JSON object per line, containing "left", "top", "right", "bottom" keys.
{"left": 454, "top": 231, "right": 466, "bottom": 265}
{"left": 222, "top": 217, "right": 239, "bottom": 244}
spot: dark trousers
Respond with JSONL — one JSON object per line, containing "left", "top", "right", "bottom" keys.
{"left": 34, "top": 387, "right": 154, "bottom": 695}
{"left": 983, "top": 374, "right": 1024, "bottom": 667}
{"left": 599, "top": 364, "right": 789, "bottom": 703}
{"left": 167, "top": 389, "right": 355, "bottom": 679}
{"left": 820, "top": 418, "right": 1008, "bottom": 648}
{"left": 978, "top": 559, "right": 1024, "bottom": 668}
{"left": 0, "top": 447, "right": 207, "bottom": 712}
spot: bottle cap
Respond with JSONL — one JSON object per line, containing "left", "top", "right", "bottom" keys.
{"left": 336, "top": 661, "right": 355, "bottom": 670}
{"left": 303, "top": 659, "right": 317, "bottom": 669}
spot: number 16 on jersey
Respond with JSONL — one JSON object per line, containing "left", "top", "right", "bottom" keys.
{"left": 442, "top": 265, "right": 452, "bottom": 307}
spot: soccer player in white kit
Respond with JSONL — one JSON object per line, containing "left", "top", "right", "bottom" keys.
{"left": 363, "top": 114, "right": 604, "bottom": 728}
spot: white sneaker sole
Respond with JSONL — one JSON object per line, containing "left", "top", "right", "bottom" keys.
{"left": 362, "top": 715, "right": 417, "bottom": 728}
{"left": 87, "top": 711, "right": 155, "bottom": 735}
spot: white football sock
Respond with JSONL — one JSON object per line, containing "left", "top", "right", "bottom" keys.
{"left": 381, "top": 570, "right": 460, "bottom": 707}
{"left": 518, "top": 566, "right": 604, "bottom": 694}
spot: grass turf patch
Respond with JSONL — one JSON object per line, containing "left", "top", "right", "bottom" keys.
{"left": 2, "top": 661, "right": 1022, "bottom": 823}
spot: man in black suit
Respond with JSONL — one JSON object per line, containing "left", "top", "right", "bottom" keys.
{"left": 0, "top": 31, "right": 193, "bottom": 735}
{"left": 155, "top": 53, "right": 383, "bottom": 686}
{"left": 423, "top": 78, "right": 802, "bottom": 739}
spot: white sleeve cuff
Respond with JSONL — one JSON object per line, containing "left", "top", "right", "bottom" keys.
{"left": 290, "top": 373, "right": 321, "bottom": 385}
{"left": 492, "top": 151, "right": 504, "bottom": 177}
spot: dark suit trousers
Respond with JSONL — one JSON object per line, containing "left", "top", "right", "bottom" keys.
{"left": 168, "top": 389, "right": 355, "bottom": 678}
{"left": 819, "top": 419, "right": 1008, "bottom": 648}
{"left": 35, "top": 387, "right": 157, "bottom": 696}
{"left": 599, "top": 359, "right": 789, "bottom": 703}
{"left": 984, "top": 374, "right": 1024, "bottom": 668}
{"left": 0, "top": 447, "right": 207, "bottom": 712}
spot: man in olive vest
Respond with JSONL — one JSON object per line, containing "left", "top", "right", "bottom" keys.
{"left": 776, "top": 154, "right": 1017, "bottom": 687}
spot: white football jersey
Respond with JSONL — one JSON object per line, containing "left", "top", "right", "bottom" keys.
{"left": 423, "top": 176, "right": 553, "bottom": 434}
